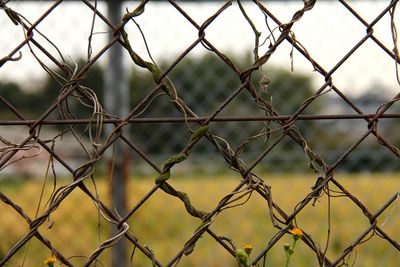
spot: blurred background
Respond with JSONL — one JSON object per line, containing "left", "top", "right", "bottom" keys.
{"left": 0, "top": 1, "right": 399, "bottom": 266}
{"left": 1, "top": 0, "right": 399, "bottom": 178}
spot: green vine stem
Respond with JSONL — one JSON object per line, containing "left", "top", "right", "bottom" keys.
{"left": 120, "top": 2, "right": 210, "bottom": 219}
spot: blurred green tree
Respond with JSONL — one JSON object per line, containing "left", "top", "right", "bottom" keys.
{"left": 127, "top": 53, "right": 318, "bottom": 157}
{"left": 1, "top": 54, "right": 323, "bottom": 171}
{"left": 0, "top": 81, "right": 36, "bottom": 119}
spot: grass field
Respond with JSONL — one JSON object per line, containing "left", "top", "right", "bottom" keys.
{"left": 0, "top": 173, "right": 399, "bottom": 266}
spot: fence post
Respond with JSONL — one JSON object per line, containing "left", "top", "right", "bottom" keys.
{"left": 105, "top": 0, "right": 129, "bottom": 266}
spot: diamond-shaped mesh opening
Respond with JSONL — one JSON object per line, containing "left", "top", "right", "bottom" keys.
{"left": 169, "top": 54, "right": 242, "bottom": 116}
{"left": 210, "top": 191, "right": 277, "bottom": 242}
{"left": 126, "top": 188, "right": 201, "bottom": 264}
{"left": 40, "top": 188, "right": 110, "bottom": 257}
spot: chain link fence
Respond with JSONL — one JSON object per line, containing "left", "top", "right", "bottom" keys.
{"left": 0, "top": 0, "right": 399, "bottom": 266}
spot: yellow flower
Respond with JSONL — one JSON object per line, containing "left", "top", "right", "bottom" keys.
{"left": 289, "top": 227, "right": 303, "bottom": 240}
{"left": 44, "top": 255, "right": 56, "bottom": 266}
{"left": 243, "top": 244, "right": 253, "bottom": 255}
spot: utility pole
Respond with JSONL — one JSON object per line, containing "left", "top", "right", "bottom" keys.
{"left": 105, "top": 0, "right": 129, "bottom": 266}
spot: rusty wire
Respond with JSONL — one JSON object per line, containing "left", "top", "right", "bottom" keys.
{"left": 0, "top": 0, "right": 399, "bottom": 266}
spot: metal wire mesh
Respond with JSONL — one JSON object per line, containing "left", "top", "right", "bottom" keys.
{"left": 0, "top": 0, "right": 399, "bottom": 266}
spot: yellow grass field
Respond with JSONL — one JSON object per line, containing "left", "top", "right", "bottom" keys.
{"left": 1, "top": 173, "right": 399, "bottom": 266}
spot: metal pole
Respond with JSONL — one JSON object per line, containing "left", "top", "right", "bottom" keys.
{"left": 105, "top": 0, "right": 129, "bottom": 266}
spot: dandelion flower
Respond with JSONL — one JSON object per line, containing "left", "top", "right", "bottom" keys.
{"left": 289, "top": 227, "right": 303, "bottom": 240}
{"left": 243, "top": 244, "right": 253, "bottom": 255}
{"left": 44, "top": 255, "right": 56, "bottom": 267}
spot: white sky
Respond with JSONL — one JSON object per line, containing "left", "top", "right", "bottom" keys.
{"left": 0, "top": 1, "right": 399, "bottom": 97}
